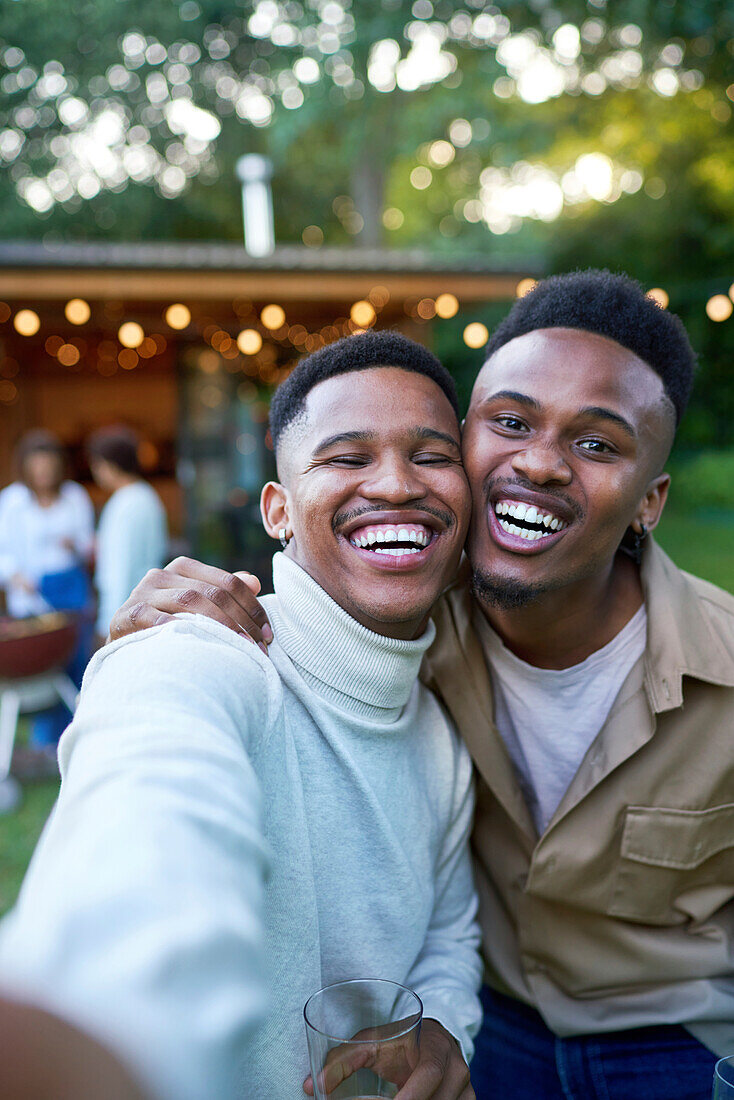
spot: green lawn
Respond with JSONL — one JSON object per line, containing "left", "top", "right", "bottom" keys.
{"left": 0, "top": 507, "right": 731, "bottom": 919}
{"left": 0, "top": 777, "right": 58, "bottom": 914}
{"left": 655, "top": 507, "right": 734, "bottom": 593}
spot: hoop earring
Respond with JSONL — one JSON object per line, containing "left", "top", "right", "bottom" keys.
{"left": 279, "top": 528, "right": 290, "bottom": 550}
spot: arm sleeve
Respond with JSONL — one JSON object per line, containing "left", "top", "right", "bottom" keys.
{"left": 0, "top": 618, "right": 273, "bottom": 1100}
{"left": 95, "top": 491, "right": 169, "bottom": 635}
{"left": 0, "top": 489, "right": 19, "bottom": 586}
{"left": 405, "top": 740, "right": 483, "bottom": 1064}
{"left": 71, "top": 482, "right": 95, "bottom": 560}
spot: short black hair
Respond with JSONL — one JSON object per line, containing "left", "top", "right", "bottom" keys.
{"left": 485, "top": 269, "right": 696, "bottom": 425}
{"left": 269, "top": 330, "right": 459, "bottom": 451}
{"left": 87, "top": 425, "right": 141, "bottom": 476}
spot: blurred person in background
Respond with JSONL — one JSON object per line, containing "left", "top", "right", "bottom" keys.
{"left": 0, "top": 430, "right": 94, "bottom": 749}
{"left": 87, "top": 426, "right": 168, "bottom": 644}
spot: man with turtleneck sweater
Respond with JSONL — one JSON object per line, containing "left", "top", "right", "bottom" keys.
{"left": 0, "top": 335, "right": 482, "bottom": 1100}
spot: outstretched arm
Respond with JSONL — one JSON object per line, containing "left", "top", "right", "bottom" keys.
{"left": 0, "top": 619, "right": 272, "bottom": 1100}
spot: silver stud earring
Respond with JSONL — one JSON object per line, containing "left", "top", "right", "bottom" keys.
{"left": 279, "top": 528, "right": 290, "bottom": 549}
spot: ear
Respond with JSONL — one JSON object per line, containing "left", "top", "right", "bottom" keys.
{"left": 260, "top": 481, "right": 291, "bottom": 541}
{"left": 632, "top": 473, "right": 670, "bottom": 534}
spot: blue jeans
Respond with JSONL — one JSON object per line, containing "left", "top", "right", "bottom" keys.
{"left": 31, "top": 565, "right": 93, "bottom": 748}
{"left": 471, "top": 985, "right": 716, "bottom": 1100}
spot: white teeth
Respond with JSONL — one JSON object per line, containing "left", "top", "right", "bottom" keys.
{"left": 374, "top": 546, "right": 420, "bottom": 556}
{"left": 498, "top": 518, "right": 555, "bottom": 541}
{"left": 495, "top": 500, "right": 567, "bottom": 534}
{"left": 385, "top": 530, "right": 397, "bottom": 542}
{"left": 367, "top": 531, "right": 376, "bottom": 545}
{"left": 409, "top": 530, "right": 417, "bottom": 542}
{"left": 398, "top": 528, "right": 408, "bottom": 542}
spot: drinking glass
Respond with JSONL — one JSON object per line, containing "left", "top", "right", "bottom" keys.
{"left": 714, "top": 1056, "right": 734, "bottom": 1098}
{"left": 304, "top": 978, "right": 422, "bottom": 1100}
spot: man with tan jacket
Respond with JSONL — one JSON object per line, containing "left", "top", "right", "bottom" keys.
{"left": 112, "top": 271, "right": 734, "bottom": 1100}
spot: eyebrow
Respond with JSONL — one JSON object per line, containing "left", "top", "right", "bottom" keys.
{"left": 578, "top": 406, "right": 636, "bottom": 438}
{"left": 483, "top": 389, "right": 541, "bottom": 411}
{"left": 483, "top": 391, "right": 636, "bottom": 438}
{"left": 311, "top": 426, "right": 461, "bottom": 456}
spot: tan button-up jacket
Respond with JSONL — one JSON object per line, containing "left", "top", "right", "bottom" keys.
{"left": 422, "top": 539, "right": 734, "bottom": 1053}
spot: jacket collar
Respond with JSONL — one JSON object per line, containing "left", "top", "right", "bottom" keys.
{"left": 641, "top": 536, "right": 734, "bottom": 712}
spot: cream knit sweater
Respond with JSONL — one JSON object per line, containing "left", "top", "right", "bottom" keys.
{"left": 0, "top": 554, "right": 482, "bottom": 1100}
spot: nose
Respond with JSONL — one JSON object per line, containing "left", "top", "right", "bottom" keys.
{"left": 361, "top": 454, "right": 427, "bottom": 503}
{"left": 511, "top": 440, "right": 572, "bottom": 486}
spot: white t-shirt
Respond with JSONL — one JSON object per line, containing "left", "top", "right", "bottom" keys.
{"left": 94, "top": 481, "right": 168, "bottom": 634}
{"left": 0, "top": 481, "right": 95, "bottom": 617}
{"left": 478, "top": 605, "right": 647, "bottom": 834}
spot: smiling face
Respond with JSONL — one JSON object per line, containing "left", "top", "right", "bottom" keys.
{"left": 462, "top": 327, "right": 675, "bottom": 610}
{"left": 261, "top": 366, "right": 470, "bottom": 639}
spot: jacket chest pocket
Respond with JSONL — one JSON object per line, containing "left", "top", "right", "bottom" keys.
{"left": 610, "top": 803, "right": 734, "bottom": 925}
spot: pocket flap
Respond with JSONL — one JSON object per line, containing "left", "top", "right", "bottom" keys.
{"left": 621, "top": 804, "right": 734, "bottom": 870}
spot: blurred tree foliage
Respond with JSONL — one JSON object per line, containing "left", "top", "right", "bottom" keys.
{"left": 0, "top": 0, "right": 732, "bottom": 444}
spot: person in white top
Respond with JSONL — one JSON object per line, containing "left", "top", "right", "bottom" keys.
{"left": 0, "top": 333, "right": 482, "bottom": 1100}
{"left": 0, "top": 430, "right": 94, "bottom": 747}
{"left": 87, "top": 426, "right": 168, "bottom": 640}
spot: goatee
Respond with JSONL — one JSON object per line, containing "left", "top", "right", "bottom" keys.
{"left": 471, "top": 567, "right": 552, "bottom": 610}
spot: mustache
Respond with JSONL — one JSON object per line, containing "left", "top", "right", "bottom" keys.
{"left": 333, "top": 503, "right": 456, "bottom": 531}
{"left": 483, "top": 475, "right": 585, "bottom": 522}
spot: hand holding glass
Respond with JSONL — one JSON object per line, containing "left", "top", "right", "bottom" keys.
{"left": 304, "top": 979, "right": 422, "bottom": 1099}
{"left": 714, "top": 1056, "right": 734, "bottom": 1098}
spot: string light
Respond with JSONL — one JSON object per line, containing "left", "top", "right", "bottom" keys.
{"left": 706, "top": 295, "right": 733, "bottom": 322}
{"left": 435, "top": 293, "right": 459, "bottom": 319}
{"left": 118, "top": 322, "right": 145, "bottom": 348}
{"left": 237, "top": 329, "right": 263, "bottom": 355}
{"left": 416, "top": 298, "right": 436, "bottom": 320}
{"left": 350, "top": 300, "right": 376, "bottom": 327}
{"left": 57, "top": 344, "right": 81, "bottom": 366}
{"left": 647, "top": 287, "right": 669, "bottom": 308}
{"left": 261, "top": 304, "right": 286, "bottom": 330}
{"left": 13, "top": 309, "right": 40, "bottom": 336}
{"left": 516, "top": 278, "right": 537, "bottom": 298}
{"left": 118, "top": 348, "right": 139, "bottom": 369}
{"left": 65, "top": 298, "right": 90, "bottom": 325}
{"left": 463, "top": 322, "right": 489, "bottom": 348}
{"left": 165, "top": 303, "right": 191, "bottom": 330}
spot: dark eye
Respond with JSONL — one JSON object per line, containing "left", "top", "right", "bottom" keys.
{"left": 578, "top": 439, "right": 614, "bottom": 455}
{"left": 494, "top": 414, "right": 526, "bottom": 432}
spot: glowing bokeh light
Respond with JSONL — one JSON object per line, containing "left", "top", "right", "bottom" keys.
{"left": 165, "top": 303, "right": 191, "bottom": 329}
{"left": 435, "top": 293, "right": 459, "bottom": 319}
{"left": 706, "top": 295, "right": 733, "bottom": 322}
{"left": 516, "top": 278, "right": 538, "bottom": 298}
{"left": 646, "top": 287, "right": 669, "bottom": 309}
{"left": 350, "top": 301, "right": 377, "bottom": 327}
{"left": 237, "top": 329, "right": 263, "bottom": 355}
{"left": 118, "top": 321, "right": 145, "bottom": 348}
{"left": 57, "top": 343, "right": 81, "bottom": 366}
{"left": 65, "top": 298, "right": 90, "bottom": 325}
{"left": 14, "top": 309, "right": 40, "bottom": 336}
{"left": 261, "top": 304, "right": 286, "bottom": 330}
{"left": 463, "top": 322, "right": 489, "bottom": 348}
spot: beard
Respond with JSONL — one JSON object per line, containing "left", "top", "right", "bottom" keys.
{"left": 471, "top": 566, "right": 555, "bottom": 610}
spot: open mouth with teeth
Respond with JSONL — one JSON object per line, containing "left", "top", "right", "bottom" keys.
{"left": 348, "top": 523, "right": 434, "bottom": 558}
{"left": 493, "top": 499, "right": 568, "bottom": 542}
